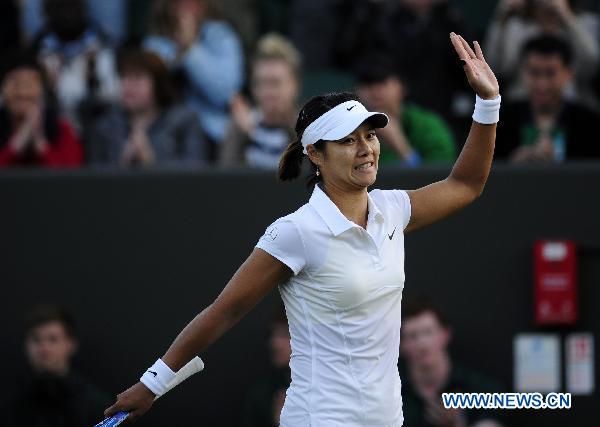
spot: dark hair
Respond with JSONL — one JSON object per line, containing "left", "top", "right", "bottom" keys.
{"left": 521, "top": 34, "right": 573, "bottom": 66}
{"left": 24, "top": 305, "right": 77, "bottom": 339}
{"left": 117, "top": 49, "right": 177, "bottom": 109}
{"left": 401, "top": 295, "right": 449, "bottom": 328}
{"left": 0, "top": 49, "right": 46, "bottom": 86}
{"left": 278, "top": 91, "right": 359, "bottom": 188}
{"left": 42, "top": 0, "right": 88, "bottom": 41}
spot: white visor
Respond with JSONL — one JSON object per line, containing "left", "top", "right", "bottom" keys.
{"left": 300, "top": 100, "right": 388, "bottom": 154}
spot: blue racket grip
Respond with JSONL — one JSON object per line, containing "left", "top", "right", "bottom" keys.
{"left": 94, "top": 411, "right": 129, "bottom": 427}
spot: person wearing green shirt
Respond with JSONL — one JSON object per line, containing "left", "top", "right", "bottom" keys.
{"left": 356, "top": 55, "right": 456, "bottom": 166}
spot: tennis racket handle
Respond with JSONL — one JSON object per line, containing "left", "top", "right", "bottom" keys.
{"left": 94, "top": 411, "right": 129, "bottom": 427}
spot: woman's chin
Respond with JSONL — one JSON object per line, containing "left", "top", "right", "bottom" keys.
{"left": 351, "top": 170, "right": 377, "bottom": 187}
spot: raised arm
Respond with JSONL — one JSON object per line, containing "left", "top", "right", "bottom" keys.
{"left": 104, "top": 248, "right": 291, "bottom": 421}
{"left": 405, "top": 33, "right": 500, "bottom": 234}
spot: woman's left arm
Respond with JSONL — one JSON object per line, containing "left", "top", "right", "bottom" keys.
{"left": 405, "top": 33, "right": 500, "bottom": 234}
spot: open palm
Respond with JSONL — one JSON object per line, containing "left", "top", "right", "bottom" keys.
{"left": 450, "top": 32, "right": 499, "bottom": 100}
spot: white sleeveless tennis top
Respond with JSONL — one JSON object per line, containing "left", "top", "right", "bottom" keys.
{"left": 256, "top": 183, "right": 411, "bottom": 427}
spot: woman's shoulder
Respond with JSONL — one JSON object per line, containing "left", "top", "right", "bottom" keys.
{"left": 263, "top": 201, "right": 324, "bottom": 241}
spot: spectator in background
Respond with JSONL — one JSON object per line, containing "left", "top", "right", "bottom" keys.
{"left": 32, "top": 0, "right": 120, "bottom": 130}
{"left": 335, "top": 0, "right": 472, "bottom": 124}
{"left": 399, "top": 297, "right": 505, "bottom": 427}
{"left": 496, "top": 35, "right": 600, "bottom": 162}
{"left": 214, "top": 0, "right": 258, "bottom": 56}
{"left": 241, "top": 304, "right": 291, "bottom": 427}
{"left": 144, "top": 0, "right": 244, "bottom": 159}
{"left": 7, "top": 305, "right": 111, "bottom": 427}
{"left": 88, "top": 49, "right": 206, "bottom": 168}
{"left": 221, "top": 33, "right": 300, "bottom": 169}
{"left": 21, "top": 0, "right": 127, "bottom": 47}
{"left": 485, "top": 0, "right": 600, "bottom": 106}
{"left": 355, "top": 55, "right": 456, "bottom": 167}
{"left": 0, "top": 52, "right": 82, "bottom": 167}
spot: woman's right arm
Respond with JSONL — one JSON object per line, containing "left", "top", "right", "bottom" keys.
{"left": 104, "top": 248, "right": 291, "bottom": 421}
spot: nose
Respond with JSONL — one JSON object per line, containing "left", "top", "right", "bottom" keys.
{"left": 356, "top": 136, "right": 373, "bottom": 157}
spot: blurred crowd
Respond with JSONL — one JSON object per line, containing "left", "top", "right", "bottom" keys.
{"left": 1, "top": 0, "right": 600, "bottom": 170}
{"left": 9, "top": 299, "right": 506, "bottom": 427}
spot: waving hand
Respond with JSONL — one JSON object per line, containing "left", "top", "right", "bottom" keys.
{"left": 450, "top": 32, "right": 499, "bottom": 100}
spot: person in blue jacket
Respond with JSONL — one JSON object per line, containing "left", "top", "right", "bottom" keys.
{"left": 143, "top": 0, "right": 244, "bottom": 160}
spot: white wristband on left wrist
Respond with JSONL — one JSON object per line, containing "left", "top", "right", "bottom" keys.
{"left": 472, "top": 94, "right": 501, "bottom": 124}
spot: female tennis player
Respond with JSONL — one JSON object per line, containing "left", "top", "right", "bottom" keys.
{"left": 104, "top": 32, "right": 500, "bottom": 426}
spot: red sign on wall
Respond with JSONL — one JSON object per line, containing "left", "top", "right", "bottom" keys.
{"left": 534, "top": 240, "right": 578, "bottom": 325}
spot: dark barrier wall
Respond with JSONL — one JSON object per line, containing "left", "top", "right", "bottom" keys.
{"left": 1, "top": 166, "right": 599, "bottom": 427}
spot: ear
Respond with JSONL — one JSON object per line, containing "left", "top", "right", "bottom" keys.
{"left": 306, "top": 144, "right": 323, "bottom": 166}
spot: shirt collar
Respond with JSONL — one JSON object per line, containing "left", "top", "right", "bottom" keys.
{"left": 309, "top": 184, "right": 384, "bottom": 236}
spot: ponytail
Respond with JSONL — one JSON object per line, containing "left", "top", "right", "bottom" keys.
{"left": 278, "top": 138, "right": 304, "bottom": 181}
{"left": 278, "top": 138, "right": 323, "bottom": 189}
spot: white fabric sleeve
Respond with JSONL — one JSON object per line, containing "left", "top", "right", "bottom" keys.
{"left": 255, "top": 219, "right": 306, "bottom": 275}
{"left": 386, "top": 190, "right": 412, "bottom": 230}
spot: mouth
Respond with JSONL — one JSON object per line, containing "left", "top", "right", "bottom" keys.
{"left": 354, "top": 161, "right": 375, "bottom": 172}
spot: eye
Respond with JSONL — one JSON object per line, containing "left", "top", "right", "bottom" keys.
{"left": 367, "top": 131, "right": 377, "bottom": 139}
{"left": 342, "top": 137, "right": 355, "bottom": 144}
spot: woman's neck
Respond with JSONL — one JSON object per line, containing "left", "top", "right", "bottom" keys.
{"left": 321, "top": 182, "right": 369, "bottom": 229}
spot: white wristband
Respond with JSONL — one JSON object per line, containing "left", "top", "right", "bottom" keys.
{"left": 472, "top": 94, "right": 501, "bottom": 124}
{"left": 140, "top": 358, "right": 176, "bottom": 397}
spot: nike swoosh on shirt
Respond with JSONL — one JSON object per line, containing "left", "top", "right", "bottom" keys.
{"left": 347, "top": 105, "right": 355, "bottom": 111}
{"left": 388, "top": 227, "right": 396, "bottom": 240}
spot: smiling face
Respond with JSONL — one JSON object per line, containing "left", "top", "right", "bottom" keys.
{"left": 309, "top": 122, "right": 380, "bottom": 191}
